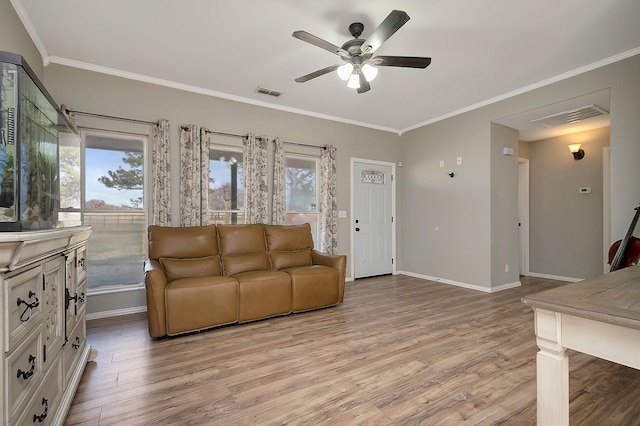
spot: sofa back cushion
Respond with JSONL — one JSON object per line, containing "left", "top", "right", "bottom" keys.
{"left": 265, "top": 224, "right": 313, "bottom": 270}
{"left": 148, "top": 225, "right": 219, "bottom": 259}
{"left": 217, "top": 224, "right": 271, "bottom": 275}
{"left": 159, "top": 256, "right": 221, "bottom": 281}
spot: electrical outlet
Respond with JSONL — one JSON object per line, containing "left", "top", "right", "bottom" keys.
{"left": 439, "top": 160, "right": 445, "bottom": 168}
{"left": 505, "top": 264, "right": 509, "bottom": 273}
{"left": 457, "top": 156, "right": 463, "bottom": 166}
{"left": 338, "top": 210, "right": 347, "bottom": 218}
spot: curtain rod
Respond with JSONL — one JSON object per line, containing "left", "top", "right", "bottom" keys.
{"left": 281, "top": 140, "right": 326, "bottom": 150}
{"left": 65, "top": 108, "right": 159, "bottom": 126}
{"left": 179, "top": 126, "right": 324, "bottom": 150}
{"left": 180, "top": 126, "right": 246, "bottom": 139}
{"left": 208, "top": 130, "right": 245, "bottom": 139}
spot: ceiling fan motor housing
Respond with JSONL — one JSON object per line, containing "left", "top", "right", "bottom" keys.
{"left": 348, "top": 22, "right": 364, "bottom": 38}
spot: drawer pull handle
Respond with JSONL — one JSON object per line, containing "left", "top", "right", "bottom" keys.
{"left": 17, "top": 354, "right": 36, "bottom": 380}
{"left": 33, "top": 398, "right": 48, "bottom": 423}
{"left": 17, "top": 291, "right": 40, "bottom": 322}
{"left": 65, "top": 288, "right": 78, "bottom": 311}
{"left": 72, "top": 336, "right": 81, "bottom": 350}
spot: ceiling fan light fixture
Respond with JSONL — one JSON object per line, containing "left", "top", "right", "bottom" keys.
{"left": 337, "top": 63, "right": 354, "bottom": 81}
{"left": 347, "top": 72, "right": 361, "bottom": 89}
{"left": 362, "top": 64, "right": 378, "bottom": 82}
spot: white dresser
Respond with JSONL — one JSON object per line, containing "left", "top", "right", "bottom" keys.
{"left": 1, "top": 226, "right": 92, "bottom": 425}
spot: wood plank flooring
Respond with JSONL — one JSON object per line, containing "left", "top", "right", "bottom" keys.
{"left": 65, "top": 275, "right": 640, "bottom": 425}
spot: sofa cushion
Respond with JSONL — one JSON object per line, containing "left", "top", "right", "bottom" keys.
{"left": 285, "top": 265, "right": 339, "bottom": 312}
{"left": 165, "top": 276, "right": 238, "bottom": 335}
{"left": 264, "top": 224, "right": 313, "bottom": 269}
{"left": 148, "top": 224, "right": 218, "bottom": 260}
{"left": 218, "top": 224, "right": 271, "bottom": 275}
{"left": 160, "top": 256, "right": 221, "bottom": 281}
{"left": 233, "top": 270, "right": 292, "bottom": 322}
{"left": 269, "top": 250, "right": 313, "bottom": 270}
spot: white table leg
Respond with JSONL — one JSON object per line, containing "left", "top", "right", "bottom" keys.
{"left": 537, "top": 346, "right": 569, "bottom": 425}
{"left": 533, "top": 308, "right": 569, "bottom": 426}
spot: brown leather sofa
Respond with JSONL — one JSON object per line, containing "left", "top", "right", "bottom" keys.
{"left": 144, "top": 223, "right": 346, "bottom": 337}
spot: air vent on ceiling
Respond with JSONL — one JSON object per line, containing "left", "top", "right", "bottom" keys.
{"left": 529, "top": 104, "right": 609, "bottom": 128}
{"left": 257, "top": 87, "right": 283, "bottom": 97}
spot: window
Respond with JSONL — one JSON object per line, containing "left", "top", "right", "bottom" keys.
{"left": 209, "top": 147, "right": 244, "bottom": 224}
{"left": 59, "top": 130, "right": 147, "bottom": 291}
{"left": 285, "top": 155, "right": 318, "bottom": 243}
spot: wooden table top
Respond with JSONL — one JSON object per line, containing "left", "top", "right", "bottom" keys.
{"left": 522, "top": 265, "right": 640, "bottom": 330}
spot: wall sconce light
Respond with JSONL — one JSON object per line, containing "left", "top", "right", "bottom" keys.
{"left": 568, "top": 144, "right": 585, "bottom": 160}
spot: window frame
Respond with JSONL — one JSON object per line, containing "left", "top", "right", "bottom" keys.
{"left": 208, "top": 144, "right": 245, "bottom": 224}
{"left": 58, "top": 128, "right": 150, "bottom": 294}
{"left": 284, "top": 153, "right": 320, "bottom": 244}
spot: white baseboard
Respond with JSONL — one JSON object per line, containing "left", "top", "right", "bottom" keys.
{"left": 87, "top": 305, "right": 147, "bottom": 321}
{"left": 396, "top": 271, "right": 520, "bottom": 293}
{"left": 491, "top": 280, "right": 522, "bottom": 291}
{"left": 526, "top": 272, "right": 583, "bottom": 282}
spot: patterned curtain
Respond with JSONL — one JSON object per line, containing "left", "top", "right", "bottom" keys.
{"left": 179, "top": 125, "right": 210, "bottom": 226}
{"left": 243, "top": 134, "right": 269, "bottom": 224}
{"left": 319, "top": 145, "right": 338, "bottom": 254}
{"left": 152, "top": 119, "right": 171, "bottom": 226}
{"left": 271, "top": 138, "right": 286, "bottom": 225}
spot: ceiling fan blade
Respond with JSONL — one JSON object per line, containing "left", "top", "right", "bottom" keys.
{"left": 295, "top": 64, "right": 339, "bottom": 83}
{"left": 292, "top": 30, "right": 349, "bottom": 56}
{"left": 361, "top": 10, "right": 410, "bottom": 54}
{"left": 375, "top": 56, "right": 432, "bottom": 68}
{"left": 357, "top": 74, "right": 370, "bottom": 93}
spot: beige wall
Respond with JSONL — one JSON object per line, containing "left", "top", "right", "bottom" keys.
{"left": 490, "top": 123, "right": 520, "bottom": 286}
{"left": 528, "top": 127, "right": 610, "bottom": 279}
{"left": 0, "top": 1, "right": 43, "bottom": 78}
{"left": 3, "top": 6, "right": 640, "bottom": 311}
{"left": 41, "top": 65, "right": 402, "bottom": 315}
{"left": 43, "top": 63, "right": 401, "bottom": 258}
{"left": 401, "top": 55, "right": 640, "bottom": 290}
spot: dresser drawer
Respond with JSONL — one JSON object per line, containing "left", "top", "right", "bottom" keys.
{"left": 76, "top": 245, "right": 87, "bottom": 284}
{"left": 63, "top": 314, "right": 86, "bottom": 387}
{"left": 5, "top": 265, "right": 42, "bottom": 353}
{"left": 5, "top": 328, "right": 43, "bottom": 421}
{"left": 11, "top": 356, "right": 63, "bottom": 426}
{"left": 75, "top": 278, "right": 87, "bottom": 318}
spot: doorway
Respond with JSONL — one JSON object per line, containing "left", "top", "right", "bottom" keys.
{"left": 518, "top": 158, "right": 530, "bottom": 276}
{"left": 351, "top": 159, "right": 396, "bottom": 279}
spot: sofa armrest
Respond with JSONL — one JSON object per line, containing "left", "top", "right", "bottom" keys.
{"left": 144, "top": 259, "right": 168, "bottom": 337}
{"left": 311, "top": 250, "right": 347, "bottom": 303}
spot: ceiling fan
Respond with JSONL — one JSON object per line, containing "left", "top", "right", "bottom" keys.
{"left": 292, "top": 10, "right": 431, "bottom": 93}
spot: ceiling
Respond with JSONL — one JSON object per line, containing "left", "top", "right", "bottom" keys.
{"left": 11, "top": 0, "right": 640, "bottom": 135}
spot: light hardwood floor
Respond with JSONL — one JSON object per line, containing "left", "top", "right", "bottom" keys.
{"left": 65, "top": 275, "right": 640, "bottom": 425}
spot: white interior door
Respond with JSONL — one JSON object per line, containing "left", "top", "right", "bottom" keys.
{"left": 518, "top": 159, "right": 530, "bottom": 276}
{"left": 353, "top": 162, "right": 393, "bottom": 279}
